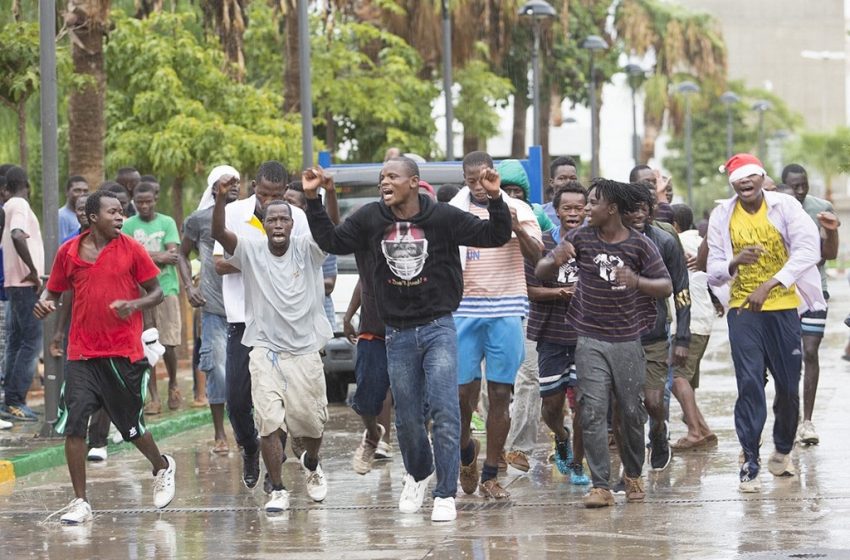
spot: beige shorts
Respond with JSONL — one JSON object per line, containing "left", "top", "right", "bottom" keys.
{"left": 153, "top": 295, "right": 181, "bottom": 346}
{"left": 643, "top": 338, "right": 670, "bottom": 391}
{"left": 248, "top": 347, "right": 328, "bottom": 439}
{"left": 673, "top": 334, "right": 710, "bottom": 389}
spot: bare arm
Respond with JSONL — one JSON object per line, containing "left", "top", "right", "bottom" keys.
{"left": 818, "top": 212, "right": 840, "bottom": 261}
{"left": 211, "top": 189, "right": 238, "bottom": 256}
{"left": 177, "top": 234, "right": 206, "bottom": 307}
{"left": 323, "top": 176, "right": 341, "bottom": 225}
{"left": 342, "top": 278, "right": 362, "bottom": 343}
{"left": 213, "top": 255, "right": 240, "bottom": 275}
{"left": 527, "top": 285, "right": 568, "bottom": 302}
{"left": 109, "top": 276, "right": 164, "bottom": 319}
{"left": 11, "top": 229, "right": 40, "bottom": 287}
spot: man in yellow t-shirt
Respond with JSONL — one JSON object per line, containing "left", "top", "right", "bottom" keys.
{"left": 706, "top": 153, "right": 824, "bottom": 494}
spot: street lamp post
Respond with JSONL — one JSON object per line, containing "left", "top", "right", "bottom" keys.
{"left": 624, "top": 63, "right": 643, "bottom": 166}
{"left": 752, "top": 100, "right": 771, "bottom": 161}
{"left": 720, "top": 91, "right": 739, "bottom": 160}
{"left": 675, "top": 81, "right": 700, "bottom": 208}
{"left": 518, "top": 0, "right": 557, "bottom": 149}
{"left": 441, "top": 0, "right": 454, "bottom": 160}
{"left": 298, "top": 0, "right": 313, "bottom": 169}
{"left": 582, "top": 35, "right": 607, "bottom": 178}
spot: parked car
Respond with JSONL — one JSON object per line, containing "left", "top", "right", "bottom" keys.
{"left": 320, "top": 161, "right": 465, "bottom": 402}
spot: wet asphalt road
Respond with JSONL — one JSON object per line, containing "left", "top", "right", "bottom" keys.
{"left": 2, "top": 280, "right": 850, "bottom": 559}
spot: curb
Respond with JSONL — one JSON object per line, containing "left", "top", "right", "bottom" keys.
{"left": 0, "top": 408, "right": 211, "bottom": 484}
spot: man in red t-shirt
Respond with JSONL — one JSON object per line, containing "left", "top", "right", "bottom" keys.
{"left": 34, "top": 191, "right": 177, "bottom": 525}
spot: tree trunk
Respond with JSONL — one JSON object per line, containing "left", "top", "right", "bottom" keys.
{"left": 282, "top": 0, "right": 300, "bottom": 114}
{"left": 462, "top": 132, "right": 478, "bottom": 155}
{"left": 68, "top": 21, "right": 106, "bottom": 187}
{"left": 640, "top": 118, "right": 662, "bottom": 165}
{"left": 511, "top": 92, "right": 528, "bottom": 158}
{"left": 16, "top": 99, "right": 27, "bottom": 170}
{"left": 170, "top": 175, "right": 184, "bottom": 231}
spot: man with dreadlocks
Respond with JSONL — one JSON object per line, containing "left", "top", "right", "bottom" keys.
{"left": 536, "top": 178, "right": 672, "bottom": 509}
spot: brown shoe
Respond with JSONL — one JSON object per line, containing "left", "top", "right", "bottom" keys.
{"left": 459, "top": 438, "right": 481, "bottom": 494}
{"left": 168, "top": 387, "right": 182, "bottom": 411}
{"left": 624, "top": 475, "right": 645, "bottom": 502}
{"left": 144, "top": 400, "right": 162, "bottom": 415}
{"left": 583, "top": 487, "right": 615, "bottom": 508}
{"left": 479, "top": 478, "right": 510, "bottom": 499}
{"left": 505, "top": 450, "right": 530, "bottom": 472}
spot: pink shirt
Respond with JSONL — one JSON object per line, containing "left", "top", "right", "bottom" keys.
{"left": 2, "top": 197, "right": 44, "bottom": 287}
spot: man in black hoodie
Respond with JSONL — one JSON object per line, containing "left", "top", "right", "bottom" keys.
{"left": 302, "top": 157, "right": 511, "bottom": 522}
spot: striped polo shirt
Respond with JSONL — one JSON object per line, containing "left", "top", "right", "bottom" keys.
{"left": 455, "top": 201, "right": 541, "bottom": 317}
{"left": 565, "top": 226, "right": 669, "bottom": 343}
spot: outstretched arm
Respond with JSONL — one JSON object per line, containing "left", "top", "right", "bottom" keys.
{"left": 211, "top": 176, "right": 239, "bottom": 256}
{"left": 303, "top": 167, "right": 365, "bottom": 255}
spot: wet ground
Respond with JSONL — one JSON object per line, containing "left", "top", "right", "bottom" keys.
{"left": 2, "top": 280, "right": 850, "bottom": 559}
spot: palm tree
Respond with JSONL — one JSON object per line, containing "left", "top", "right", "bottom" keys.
{"left": 64, "top": 0, "right": 111, "bottom": 186}
{"left": 615, "top": 0, "right": 727, "bottom": 163}
{"left": 201, "top": 0, "right": 250, "bottom": 82}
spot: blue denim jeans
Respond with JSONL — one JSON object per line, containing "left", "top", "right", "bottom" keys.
{"left": 199, "top": 312, "right": 228, "bottom": 405}
{"left": 386, "top": 315, "right": 460, "bottom": 499}
{"left": 4, "top": 286, "right": 42, "bottom": 407}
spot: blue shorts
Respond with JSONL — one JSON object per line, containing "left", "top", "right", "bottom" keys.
{"left": 351, "top": 337, "right": 390, "bottom": 417}
{"left": 455, "top": 316, "right": 525, "bottom": 385}
{"left": 537, "top": 341, "right": 574, "bottom": 397}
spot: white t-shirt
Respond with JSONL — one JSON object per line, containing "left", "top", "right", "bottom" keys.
{"left": 2, "top": 196, "right": 44, "bottom": 287}
{"left": 679, "top": 229, "right": 714, "bottom": 336}
{"left": 228, "top": 235, "right": 332, "bottom": 354}
{"left": 212, "top": 195, "right": 309, "bottom": 324}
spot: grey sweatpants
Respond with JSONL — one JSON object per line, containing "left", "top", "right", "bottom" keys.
{"left": 575, "top": 336, "right": 647, "bottom": 489}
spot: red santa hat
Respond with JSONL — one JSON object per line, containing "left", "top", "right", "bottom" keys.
{"left": 719, "top": 153, "right": 766, "bottom": 184}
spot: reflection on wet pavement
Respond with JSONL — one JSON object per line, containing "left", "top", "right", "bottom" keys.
{"left": 3, "top": 282, "right": 850, "bottom": 558}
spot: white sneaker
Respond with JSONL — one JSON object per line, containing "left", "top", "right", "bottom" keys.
{"left": 739, "top": 474, "right": 761, "bottom": 493}
{"left": 398, "top": 472, "right": 431, "bottom": 513}
{"left": 431, "top": 497, "right": 457, "bottom": 522}
{"left": 375, "top": 440, "right": 393, "bottom": 460}
{"left": 110, "top": 424, "right": 123, "bottom": 445}
{"left": 798, "top": 420, "right": 819, "bottom": 445}
{"left": 152, "top": 454, "right": 176, "bottom": 508}
{"left": 265, "top": 489, "right": 290, "bottom": 513}
{"left": 767, "top": 451, "right": 796, "bottom": 477}
{"left": 59, "top": 498, "right": 93, "bottom": 525}
{"left": 0, "top": 418, "right": 12, "bottom": 430}
{"left": 87, "top": 446, "right": 107, "bottom": 462}
{"left": 352, "top": 424, "right": 385, "bottom": 475}
{"left": 300, "top": 451, "right": 328, "bottom": 502}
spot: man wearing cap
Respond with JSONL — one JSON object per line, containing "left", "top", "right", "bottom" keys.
{"left": 177, "top": 165, "right": 242, "bottom": 455}
{"left": 706, "top": 153, "right": 824, "bottom": 493}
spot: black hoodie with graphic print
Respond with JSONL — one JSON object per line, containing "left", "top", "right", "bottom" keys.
{"left": 306, "top": 193, "right": 512, "bottom": 329}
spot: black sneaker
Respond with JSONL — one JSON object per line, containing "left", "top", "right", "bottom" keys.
{"left": 649, "top": 431, "right": 672, "bottom": 471}
{"left": 242, "top": 448, "right": 261, "bottom": 489}
{"left": 611, "top": 478, "right": 626, "bottom": 495}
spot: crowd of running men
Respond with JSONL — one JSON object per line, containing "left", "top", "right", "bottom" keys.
{"left": 0, "top": 146, "right": 839, "bottom": 523}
